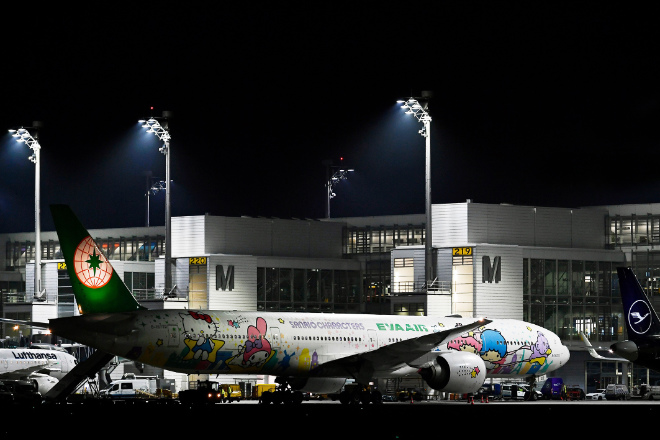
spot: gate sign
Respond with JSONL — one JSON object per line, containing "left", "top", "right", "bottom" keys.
{"left": 482, "top": 256, "right": 501, "bottom": 283}
{"left": 216, "top": 265, "right": 235, "bottom": 291}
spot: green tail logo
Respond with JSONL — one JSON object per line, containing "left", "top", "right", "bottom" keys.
{"left": 50, "top": 205, "right": 145, "bottom": 314}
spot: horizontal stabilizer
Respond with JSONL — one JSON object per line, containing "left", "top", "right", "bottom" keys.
{"left": 0, "top": 317, "right": 50, "bottom": 329}
{"left": 579, "top": 332, "right": 627, "bottom": 361}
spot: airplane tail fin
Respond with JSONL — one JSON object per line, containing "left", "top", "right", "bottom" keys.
{"left": 50, "top": 205, "right": 145, "bottom": 314}
{"left": 616, "top": 267, "right": 660, "bottom": 340}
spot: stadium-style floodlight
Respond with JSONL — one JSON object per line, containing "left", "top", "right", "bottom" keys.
{"left": 139, "top": 112, "right": 173, "bottom": 295}
{"left": 398, "top": 91, "right": 434, "bottom": 291}
{"left": 8, "top": 122, "right": 45, "bottom": 301}
{"left": 325, "top": 164, "right": 354, "bottom": 218}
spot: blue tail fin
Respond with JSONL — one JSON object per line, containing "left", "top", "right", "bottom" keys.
{"left": 617, "top": 267, "right": 660, "bottom": 340}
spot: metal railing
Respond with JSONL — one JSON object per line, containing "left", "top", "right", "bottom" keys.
{"left": 2, "top": 288, "right": 190, "bottom": 305}
{"left": 390, "top": 280, "right": 450, "bottom": 294}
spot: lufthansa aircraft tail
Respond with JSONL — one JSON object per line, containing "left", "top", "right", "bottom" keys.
{"left": 611, "top": 267, "right": 660, "bottom": 368}
{"left": 50, "top": 205, "right": 145, "bottom": 314}
{"left": 617, "top": 267, "right": 660, "bottom": 339}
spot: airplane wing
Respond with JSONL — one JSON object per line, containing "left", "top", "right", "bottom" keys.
{"left": 311, "top": 318, "right": 492, "bottom": 384}
{"left": 579, "top": 332, "right": 628, "bottom": 361}
{"left": 0, "top": 364, "right": 52, "bottom": 379}
{"left": 0, "top": 317, "right": 50, "bottom": 329}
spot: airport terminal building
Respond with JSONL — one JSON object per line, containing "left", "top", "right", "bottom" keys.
{"left": 2, "top": 201, "right": 660, "bottom": 395}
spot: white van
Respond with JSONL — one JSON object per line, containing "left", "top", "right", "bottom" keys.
{"left": 502, "top": 383, "right": 540, "bottom": 401}
{"left": 100, "top": 378, "right": 157, "bottom": 399}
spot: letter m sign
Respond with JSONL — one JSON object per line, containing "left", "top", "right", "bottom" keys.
{"left": 216, "top": 265, "right": 235, "bottom": 291}
{"left": 482, "top": 256, "right": 501, "bottom": 283}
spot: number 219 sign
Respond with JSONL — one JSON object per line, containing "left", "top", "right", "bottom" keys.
{"left": 452, "top": 247, "right": 472, "bottom": 256}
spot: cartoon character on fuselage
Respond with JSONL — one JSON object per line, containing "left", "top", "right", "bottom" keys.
{"left": 181, "top": 311, "right": 224, "bottom": 363}
{"left": 227, "top": 317, "right": 272, "bottom": 368}
{"left": 447, "top": 325, "right": 553, "bottom": 375}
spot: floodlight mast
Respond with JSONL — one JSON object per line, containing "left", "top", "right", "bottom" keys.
{"left": 325, "top": 166, "right": 354, "bottom": 218}
{"left": 8, "top": 122, "right": 44, "bottom": 301}
{"left": 398, "top": 92, "right": 434, "bottom": 292}
{"left": 139, "top": 113, "right": 173, "bottom": 296}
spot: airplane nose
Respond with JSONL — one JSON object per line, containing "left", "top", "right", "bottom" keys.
{"left": 561, "top": 344, "right": 570, "bottom": 364}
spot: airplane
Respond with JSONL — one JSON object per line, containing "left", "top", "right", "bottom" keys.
{"left": 0, "top": 347, "right": 78, "bottom": 394}
{"left": 2, "top": 205, "right": 571, "bottom": 404}
{"left": 610, "top": 267, "right": 660, "bottom": 371}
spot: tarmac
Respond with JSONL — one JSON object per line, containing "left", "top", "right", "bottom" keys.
{"left": 0, "top": 398, "right": 654, "bottom": 437}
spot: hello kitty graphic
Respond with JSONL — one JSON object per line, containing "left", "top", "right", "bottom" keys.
{"left": 180, "top": 311, "right": 223, "bottom": 363}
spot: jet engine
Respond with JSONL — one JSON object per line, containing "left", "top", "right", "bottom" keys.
{"left": 610, "top": 340, "right": 639, "bottom": 362}
{"left": 24, "top": 374, "right": 59, "bottom": 395}
{"left": 288, "top": 377, "right": 347, "bottom": 394}
{"left": 418, "top": 351, "right": 486, "bottom": 395}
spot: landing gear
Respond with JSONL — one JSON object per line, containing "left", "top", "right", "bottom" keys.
{"left": 259, "top": 378, "right": 304, "bottom": 405}
{"left": 524, "top": 377, "right": 538, "bottom": 401}
{"left": 338, "top": 383, "right": 382, "bottom": 405}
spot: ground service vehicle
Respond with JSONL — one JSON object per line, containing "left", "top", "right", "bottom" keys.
{"left": 252, "top": 384, "right": 276, "bottom": 400}
{"left": 178, "top": 380, "right": 223, "bottom": 404}
{"left": 220, "top": 384, "right": 242, "bottom": 402}
{"left": 605, "top": 384, "right": 630, "bottom": 400}
{"left": 501, "top": 383, "right": 539, "bottom": 401}
{"left": 396, "top": 388, "right": 423, "bottom": 402}
{"left": 541, "top": 378, "right": 564, "bottom": 399}
{"left": 1, "top": 380, "right": 42, "bottom": 405}
{"left": 639, "top": 384, "right": 660, "bottom": 400}
{"left": 566, "top": 386, "right": 585, "bottom": 400}
{"left": 482, "top": 383, "right": 501, "bottom": 400}
{"left": 100, "top": 377, "right": 158, "bottom": 399}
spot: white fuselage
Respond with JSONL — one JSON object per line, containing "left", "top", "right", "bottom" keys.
{"left": 61, "top": 310, "right": 569, "bottom": 380}
{"left": 0, "top": 348, "right": 78, "bottom": 394}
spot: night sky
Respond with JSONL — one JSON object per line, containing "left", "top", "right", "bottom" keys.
{"left": 1, "top": 4, "right": 659, "bottom": 233}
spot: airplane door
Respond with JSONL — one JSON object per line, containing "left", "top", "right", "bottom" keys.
{"left": 168, "top": 327, "right": 179, "bottom": 347}
{"left": 0, "top": 358, "right": 7, "bottom": 373}
{"left": 368, "top": 330, "right": 378, "bottom": 350}
{"left": 270, "top": 327, "right": 281, "bottom": 350}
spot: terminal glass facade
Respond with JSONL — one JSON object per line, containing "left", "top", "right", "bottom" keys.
{"left": 4, "top": 235, "right": 165, "bottom": 270}
{"left": 608, "top": 214, "right": 660, "bottom": 247}
{"left": 607, "top": 214, "right": 660, "bottom": 306}
{"left": 344, "top": 224, "right": 425, "bottom": 255}
{"left": 344, "top": 223, "right": 425, "bottom": 300}
{"left": 256, "top": 267, "right": 361, "bottom": 314}
{"left": 523, "top": 258, "right": 622, "bottom": 342}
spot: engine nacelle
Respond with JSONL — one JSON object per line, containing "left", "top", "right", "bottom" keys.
{"left": 288, "top": 377, "right": 347, "bottom": 394}
{"left": 418, "top": 351, "right": 486, "bottom": 395}
{"left": 610, "top": 340, "right": 639, "bottom": 362}
{"left": 30, "top": 374, "right": 59, "bottom": 395}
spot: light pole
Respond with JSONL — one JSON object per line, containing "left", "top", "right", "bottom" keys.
{"left": 398, "top": 91, "right": 434, "bottom": 291}
{"left": 139, "top": 112, "right": 173, "bottom": 295}
{"left": 324, "top": 161, "right": 354, "bottom": 218}
{"left": 145, "top": 178, "right": 167, "bottom": 227}
{"left": 9, "top": 122, "right": 45, "bottom": 301}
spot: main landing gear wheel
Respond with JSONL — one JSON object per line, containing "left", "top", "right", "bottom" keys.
{"left": 339, "top": 386, "right": 382, "bottom": 405}
{"left": 259, "top": 379, "right": 304, "bottom": 405}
